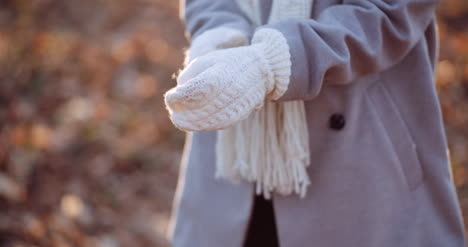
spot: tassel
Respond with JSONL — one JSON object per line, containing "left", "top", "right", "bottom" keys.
{"left": 216, "top": 100, "right": 310, "bottom": 198}
{"left": 215, "top": 0, "right": 313, "bottom": 199}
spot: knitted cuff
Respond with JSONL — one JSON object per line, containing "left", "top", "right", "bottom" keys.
{"left": 185, "top": 27, "right": 249, "bottom": 65}
{"left": 251, "top": 28, "right": 292, "bottom": 100}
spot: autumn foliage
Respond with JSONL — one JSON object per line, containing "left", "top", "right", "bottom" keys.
{"left": 0, "top": 0, "right": 467, "bottom": 246}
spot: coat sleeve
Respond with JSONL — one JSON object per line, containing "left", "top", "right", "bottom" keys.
{"left": 182, "top": 0, "right": 253, "bottom": 40}
{"left": 263, "top": 0, "right": 440, "bottom": 101}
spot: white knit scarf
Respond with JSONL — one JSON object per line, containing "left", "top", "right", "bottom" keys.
{"left": 215, "top": 0, "right": 313, "bottom": 199}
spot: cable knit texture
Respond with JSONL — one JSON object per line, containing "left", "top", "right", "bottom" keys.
{"left": 165, "top": 28, "right": 291, "bottom": 131}
{"left": 215, "top": 0, "right": 312, "bottom": 198}
{"left": 165, "top": 0, "right": 312, "bottom": 199}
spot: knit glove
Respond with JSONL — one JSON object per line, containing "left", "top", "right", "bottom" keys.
{"left": 184, "top": 27, "right": 249, "bottom": 65}
{"left": 165, "top": 28, "right": 291, "bottom": 131}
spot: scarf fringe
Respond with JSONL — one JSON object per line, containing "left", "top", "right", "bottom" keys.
{"left": 216, "top": 101, "right": 310, "bottom": 199}
{"left": 216, "top": 0, "right": 312, "bottom": 199}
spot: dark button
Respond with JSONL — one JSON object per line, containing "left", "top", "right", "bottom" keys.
{"left": 329, "top": 113, "right": 345, "bottom": 130}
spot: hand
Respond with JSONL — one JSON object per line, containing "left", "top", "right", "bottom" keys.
{"left": 165, "top": 28, "right": 291, "bottom": 131}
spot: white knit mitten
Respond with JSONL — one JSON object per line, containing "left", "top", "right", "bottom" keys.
{"left": 165, "top": 28, "right": 291, "bottom": 131}
{"left": 184, "top": 27, "right": 249, "bottom": 65}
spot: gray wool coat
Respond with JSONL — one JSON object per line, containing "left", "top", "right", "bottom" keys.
{"left": 168, "top": 0, "right": 467, "bottom": 246}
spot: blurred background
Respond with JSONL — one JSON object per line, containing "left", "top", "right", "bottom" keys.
{"left": 0, "top": 0, "right": 467, "bottom": 246}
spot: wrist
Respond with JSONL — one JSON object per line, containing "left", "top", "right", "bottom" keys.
{"left": 251, "top": 28, "right": 291, "bottom": 100}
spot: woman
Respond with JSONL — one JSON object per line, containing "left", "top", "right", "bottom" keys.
{"left": 164, "top": 0, "right": 467, "bottom": 246}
